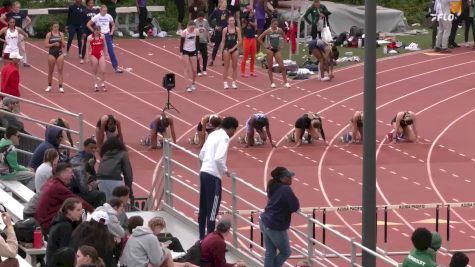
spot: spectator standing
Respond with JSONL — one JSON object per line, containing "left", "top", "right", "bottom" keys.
{"left": 46, "top": 198, "right": 83, "bottom": 267}
{"left": 35, "top": 163, "right": 93, "bottom": 235}
{"left": 136, "top": 0, "right": 147, "bottom": 39}
{"left": 76, "top": 245, "right": 106, "bottom": 267}
{"left": 95, "top": 198, "right": 126, "bottom": 239}
{"left": 208, "top": 0, "right": 230, "bottom": 67}
{"left": 1, "top": 52, "right": 23, "bottom": 98}
{"left": 402, "top": 227, "right": 438, "bottom": 267}
{"left": 241, "top": 8, "right": 257, "bottom": 78}
{"left": 35, "top": 148, "right": 59, "bottom": 192}
{"left": 303, "top": 0, "right": 330, "bottom": 40}
{"left": 29, "top": 126, "right": 63, "bottom": 170}
{"left": 463, "top": 0, "right": 474, "bottom": 46}
{"left": 100, "top": 0, "right": 117, "bottom": 23}
{"left": 0, "top": 126, "right": 35, "bottom": 189}
{"left": 96, "top": 137, "right": 133, "bottom": 201}
{"left": 198, "top": 116, "right": 238, "bottom": 239}
{"left": 195, "top": 12, "right": 210, "bottom": 77}
{"left": 260, "top": 167, "right": 300, "bottom": 267}
{"left": 66, "top": 0, "right": 86, "bottom": 58}
{"left": 1, "top": 1, "right": 31, "bottom": 67}
{"left": 200, "top": 218, "right": 246, "bottom": 267}
{"left": 450, "top": 252, "right": 470, "bottom": 267}
{"left": 87, "top": 5, "right": 123, "bottom": 73}
{"left": 434, "top": 0, "right": 452, "bottom": 53}
{"left": 254, "top": 0, "right": 266, "bottom": 52}
{"left": 189, "top": 0, "right": 206, "bottom": 21}
{"left": 70, "top": 152, "right": 106, "bottom": 208}
{"left": 448, "top": 0, "right": 463, "bottom": 48}
{"left": 81, "top": 0, "right": 98, "bottom": 64}
{"left": 0, "top": 211, "right": 19, "bottom": 267}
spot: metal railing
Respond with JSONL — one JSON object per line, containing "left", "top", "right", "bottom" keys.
{"left": 151, "top": 139, "right": 401, "bottom": 266}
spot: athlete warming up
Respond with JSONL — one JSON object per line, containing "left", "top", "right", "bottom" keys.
{"left": 44, "top": 22, "right": 66, "bottom": 93}
{"left": 180, "top": 21, "right": 199, "bottom": 93}
{"left": 308, "top": 38, "right": 334, "bottom": 81}
{"left": 388, "top": 111, "right": 418, "bottom": 144}
{"left": 258, "top": 19, "right": 290, "bottom": 88}
{"left": 95, "top": 114, "right": 123, "bottom": 149}
{"left": 86, "top": 25, "right": 107, "bottom": 92}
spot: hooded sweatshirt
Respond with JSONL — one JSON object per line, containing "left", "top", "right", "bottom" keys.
{"left": 46, "top": 213, "right": 80, "bottom": 267}
{"left": 260, "top": 183, "right": 300, "bottom": 231}
{"left": 95, "top": 203, "right": 125, "bottom": 238}
{"left": 0, "top": 138, "right": 30, "bottom": 180}
{"left": 29, "top": 127, "right": 62, "bottom": 170}
{"left": 96, "top": 149, "right": 133, "bottom": 190}
{"left": 120, "top": 226, "right": 165, "bottom": 267}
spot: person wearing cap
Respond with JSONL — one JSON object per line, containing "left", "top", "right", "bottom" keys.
{"left": 260, "top": 166, "right": 300, "bottom": 267}
{"left": 0, "top": 51, "right": 22, "bottom": 97}
{"left": 70, "top": 210, "right": 115, "bottom": 267}
{"left": 190, "top": 114, "right": 221, "bottom": 148}
{"left": 200, "top": 218, "right": 246, "bottom": 267}
{"left": 198, "top": 116, "right": 239, "bottom": 240}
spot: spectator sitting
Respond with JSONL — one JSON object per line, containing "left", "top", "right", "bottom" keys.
{"left": 402, "top": 227, "right": 438, "bottom": 267}
{"left": 46, "top": 198, "right": 83, "bottom": 267}
{"left": 0, "top": 211, "right": 20, "bottom": 267}
{"left": 1, "top": 96, "right": 27, "bottom": 134}
{"left": 29, "top": 126, "right": 64, "bottom": 171}
{"left": 70, "top": 138, "right": 97, "bottom": 162}
{"left": 0, "top": 126, "right": 35, "bottom": 190}
{"left": 154, "top": 216, "right": 185, "bottom": 253}
{"left": 200, "top": 218, "right": 246, "bottom": 267}
{"left": 71, "top": 152, "right": 106, "bottom": 208}
{"left": 450, "top": 252, "right": 469, "bottom": 267}
{"left": 50, "top": 247, "right": 76, "bottom": 267}
{"left": 96, "top": 137, "right": 133, "bottom": 201}
{"left": 35, "top": 148, "right": 59, "bottom": 192}
{"left": 112, "top": 185, "right": 131, "bottom": 228}
{"left": 70, "top": 210, "right": 115, "bottom": 267}
{"left": 35, "top": 162, "right": 93, "bottom": 235}
{"left": 119, "top": 215, "right": 144, "bottom": 258}
{"left": 120, "top": 216, "right": 176, "bottom": 267}
{"left": 95, "top": 198, "right": 125, "bottom": 239}
{"left": 76, "top": 245, "right": 105, "bottom": 267}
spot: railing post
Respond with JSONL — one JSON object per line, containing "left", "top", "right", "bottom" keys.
{"left": 250, "top": 212, "right": 254, "bottom": 250}
{"left": 307, "top": 216, "right": 314, "bottom": 264}
{"left": 163, "top": 139, "right": 173, "bottom": 207}
{"left": 446, "top": 204, "right": 450, "bottom": 252}
{"left": 350, "top": 238, "right": 356, "bottom": 266}
{"left": 231, "top": 174, "right": 238, "bottom": 248}
{"left": 435, "top": 204, "right": 439, "bottom": 232}
{"left": 78, "top": 113, "right": 84, "bottom": 150}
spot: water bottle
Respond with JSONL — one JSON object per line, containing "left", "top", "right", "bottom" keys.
{"left": 357, "top": 38, "right": 362, "bottom": 48}
{"left": 383, "top": 46, "right": 388, "bottom": 54}
{"left": 33, "top": 228, "right": 43, "bottom": 249}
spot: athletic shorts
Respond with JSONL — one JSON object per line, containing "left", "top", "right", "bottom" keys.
{"left": 182, "top": 50, "right": 197, "bottom": 56}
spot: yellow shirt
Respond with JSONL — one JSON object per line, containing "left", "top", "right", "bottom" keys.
{"left": 451, "top": 0, "right": 462, "bottom": 14}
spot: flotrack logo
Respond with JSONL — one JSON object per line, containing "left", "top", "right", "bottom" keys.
{"left": 430, "top": 13, "right": 456, "bottom": 21}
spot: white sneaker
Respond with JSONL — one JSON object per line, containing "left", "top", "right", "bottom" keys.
{"left": 224, "top": 81, "right": 229, "bottom": 89}
{"left": 80, "top": 59, "right": 84, "bottom": 64}
{"left": 59, "top": 87, "right": 64, "bottom": 93}
{"left": 186, "top": 87, "right": 193, "bottom": 92}
{"left": 198, "top": 72, "right": 203, "bottom": 77}
{"left": 231, "top": 81, "right": 237, "bottom": 89}
{"left": 202, "top": 71, "right": 207, "bottom": 75}
{"left": 271, "top": 83, "right": 276, "bottom": 88}
{"left": 284, "top": 83, "right": 291, "bottom": 88}
{"left": 45, "top": 86, "right": 52, "bottom": 92}
{"left": 191, "top": 84, "right": 197, "bottom": 91}
{"left": 321, "top": 77, "right": 331, "bottom": 81}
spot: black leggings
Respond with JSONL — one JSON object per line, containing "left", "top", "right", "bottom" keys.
{"left": 212, "top": 31, "right": 222, "bottom": 61}
{"left": 176, "top": 0, "right": 185, "bottom": 24}
{"left": 81, "top": 30, "right": 91, "bottom": 59}
{"left": 197, "top": 42, "right": 208, "bottom": 72}
{"left": 465, "top": 17, "right": 475, "bottom": 43}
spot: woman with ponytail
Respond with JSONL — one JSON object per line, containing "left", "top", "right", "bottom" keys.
{"left": 76, "top": 245, "right": 105, "bottom": 267}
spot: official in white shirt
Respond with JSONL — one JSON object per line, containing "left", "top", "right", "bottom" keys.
{"left": 197, "top": 116, "right": 238, "bottom": 239}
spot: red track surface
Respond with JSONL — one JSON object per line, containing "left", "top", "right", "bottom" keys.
{"left": 20, "top": 39, "right": 475, "bottom": 265}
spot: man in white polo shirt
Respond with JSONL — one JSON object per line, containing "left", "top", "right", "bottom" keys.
{"left": 198, "top": 116, "right": 238, "bottom": 239}
{"left": 87, "top": 5, "right": 123, "bottom": 73}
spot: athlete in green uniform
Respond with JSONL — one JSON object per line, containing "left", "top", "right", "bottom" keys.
{"left": 402, "top": 228, "right": 439, "bottom": 267}
{"left": 257, "top": 19, "right": 290, "bottom": 88}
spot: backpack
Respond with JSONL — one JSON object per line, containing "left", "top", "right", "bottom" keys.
{"left": 349, "top": 26, "right": 364, "bottom": 38}
{"left": 13, "top": 217, "right": 39, "bottom": 243}
{"left": 177, "top": 240, "right": 202, "bottom": 266}
{"left": 0, "top": 144, "right": 13, "bottom": 175}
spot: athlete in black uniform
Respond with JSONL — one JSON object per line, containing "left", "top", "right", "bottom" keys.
{"left": 44, "top": 22, "right": 66, "bottom": 93}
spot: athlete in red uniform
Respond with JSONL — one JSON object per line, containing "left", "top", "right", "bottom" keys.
{"left": 85, "top": 25, "right": 107, "bottom": 92}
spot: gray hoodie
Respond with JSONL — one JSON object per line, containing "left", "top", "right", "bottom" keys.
{"left": 119, "top": 226, "right": 165, "bottom": 267}
{"left": 95, "top": 203, "right": 125, "bottom": 238}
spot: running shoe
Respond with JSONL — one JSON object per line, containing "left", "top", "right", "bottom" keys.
{"left": 198, "top": 72, "right": 203, "bottom": 77}
{"left": 186, "top": 87, "right": 193, "bottom": 92}
{"left": 284, "top": 83, "right": 291, "bottom": 88}
{"left": 45, "top": 86, "right": 52, "bottom": 92}
{"left": 224, "top": 81, "right": 229, "bottom": 89}
{"left": 271, "top": 83, "right": 276, "bottom": 88}
{"left": 102, "top": 84, "right": 107, "bottom": 92}
{"left": 202, "top": 71, "right": 207, "bottom": 75}
{"left": 23, "top": 63, "right": 30, "bottom": 67}
{"left": 80, "top": 59, "right": 84, "bottom": 64}
{"left": 231, "top": 81, "right": 237, "bottom": 89}
{"left": 59, "top": 87, "right": 64, "bottom": 93}
{"left": 94, "top": 85, "right": 99, "bottom": 92}
{"left": 250, "top": 72, "right": 257, "bottom": 77}
{"left": 321, "top": 77, "right": 331, "bottom": 81}
{"left": 191, "top": 84, "right": 197, "bottom": 91}
{"left": 114, "top": 68, "right": 124, "bottom": 73}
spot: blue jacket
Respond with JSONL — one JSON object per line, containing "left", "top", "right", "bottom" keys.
{"left": 260, "top": 183, "right": 300, "bottom": 231}
{"left": 29, "top": 127, "right": 62, "bottom": 170}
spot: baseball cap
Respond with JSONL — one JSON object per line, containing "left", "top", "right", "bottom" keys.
{"left": 216, "top": 218, "right": 231, "bottom": 233}
{"left": 271, "top": 167, "right": 295, "bottom": 181}
{"left": 9, "top": 52, "right": 23, "bottom": 60}
{"left": 90, "top": 210, "right": 109, "bottom": 225}
{"left": 2, "top": 96, "right": 18, "bottom": 106}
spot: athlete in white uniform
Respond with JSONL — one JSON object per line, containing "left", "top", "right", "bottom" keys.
{"left": 0, "top": 17, "right": 27, "bottom": 65}
{"left": 180, "top": 21, "right": 199, "bottom": 92}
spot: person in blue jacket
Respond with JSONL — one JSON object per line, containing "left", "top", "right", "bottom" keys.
{"left": 29, "top": 126, "right": 64, "bottom": 171}
{"left": 259, "top": 166, "right": 300, "bottom": 267}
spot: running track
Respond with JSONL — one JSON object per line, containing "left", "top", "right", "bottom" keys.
{"left": 19, "top": 39, "right": 475, "bottom": 265}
